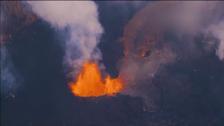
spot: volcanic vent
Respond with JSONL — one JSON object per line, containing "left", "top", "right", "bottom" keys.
{"left": 69, "top": 61, "right": 123, "bottom": 97}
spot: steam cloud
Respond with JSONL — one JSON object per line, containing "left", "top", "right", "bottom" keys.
{"left": 27, "top": 1, "right": 103, "bottom": 75}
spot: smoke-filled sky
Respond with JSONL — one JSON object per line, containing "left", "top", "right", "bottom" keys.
{"left": 1, "top": 1, "right": 224, "bottom": 126}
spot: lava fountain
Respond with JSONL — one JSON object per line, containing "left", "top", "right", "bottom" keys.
{"left": 69, "top": 61, "right": 123, "bottom": 97}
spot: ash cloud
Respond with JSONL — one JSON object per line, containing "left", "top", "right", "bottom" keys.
{"left": 120, "top": 1, "right": 224, "bottom": 110}
{"left": 26, "top": 1, "right": 103, "bottom": 76}
{"left": 120, "top": 47, "right": 175, "bottom": 110}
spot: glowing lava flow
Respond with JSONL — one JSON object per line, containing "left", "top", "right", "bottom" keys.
{"left": 69, "top": 62, "right": 123, "bottom": 97}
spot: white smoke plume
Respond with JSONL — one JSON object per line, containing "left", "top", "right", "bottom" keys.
{"left": 208, "top": 22, "right": 224, "bottom": 60}
{"left": 26, "top": 1, "right": 103, "bottom": 75}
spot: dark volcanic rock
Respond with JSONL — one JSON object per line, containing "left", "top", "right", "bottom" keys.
{"left": 0, "top": 1, "right": 37, "bottom": 44}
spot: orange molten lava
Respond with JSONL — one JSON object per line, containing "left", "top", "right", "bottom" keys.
{"left": 69, "top": 62, "right": 123, "bottom": 97}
